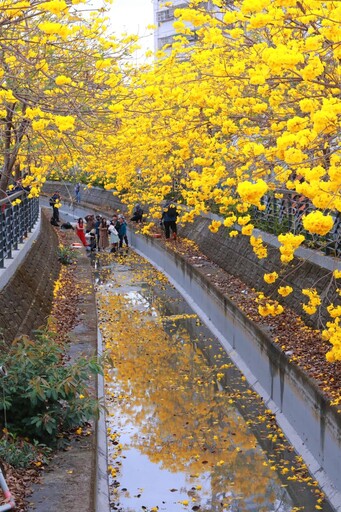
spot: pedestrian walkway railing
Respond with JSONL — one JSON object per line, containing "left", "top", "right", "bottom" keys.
{"left": 251, "top": 189, "right": 341, "bottom": 257}
{"left": 0, "top": 192, "right": 39, "bottom": 269}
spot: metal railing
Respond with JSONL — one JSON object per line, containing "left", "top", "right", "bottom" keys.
{"left": 251, "top": 190, "right": 341, "bottom": 257}
{"left": 0, "top": 191, "right": 39, "bottom": 269}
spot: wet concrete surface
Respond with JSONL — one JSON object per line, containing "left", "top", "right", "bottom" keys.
{"left": 96, "top": 251, "right": 334, "bottom": 512}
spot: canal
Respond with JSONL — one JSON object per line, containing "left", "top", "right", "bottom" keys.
{"left": 96, "top": 250, "right": 332, "bottom": 512}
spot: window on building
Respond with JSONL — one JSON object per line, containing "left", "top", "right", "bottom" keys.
{"left": 158, "top": 35, "right": 175, "bottom": 49}
{"left": 157, "top": 9, "right": 173, "bottom": 22}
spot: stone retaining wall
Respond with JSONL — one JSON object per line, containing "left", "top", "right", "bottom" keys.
{"left": 179, "top": 217, "right": 339, "bottom": 328}
{"left": 0, "top": 210, "right": 60, "bottom": 341}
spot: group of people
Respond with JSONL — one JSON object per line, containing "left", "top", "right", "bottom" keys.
{"left": 75, "top": 213, "right": 128, "bottom": 253}
{"left": 50, "top": 187, "right": 179, "bottom": 245}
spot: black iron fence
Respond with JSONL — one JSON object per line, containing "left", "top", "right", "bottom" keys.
{"left": 251, "top": 190, "right": 341, "bottom": 257}
{"left": 0, "top": 191, "right": 39, "bottom": 269}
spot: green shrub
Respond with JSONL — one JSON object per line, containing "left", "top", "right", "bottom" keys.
{"left": 0, "top": 433, "right": 51, "bottom": 468}
{"left": 57, "top": 244, "right": 76, "bottom": 265}
{"left": 0, "top": 331, "right": 102, "bottom": 444}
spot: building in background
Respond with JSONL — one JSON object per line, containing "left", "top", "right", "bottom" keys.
{"left": 154, "top": 1, "right": 219, "bottom": 52}
{"left": 153, "top": 0, "right": 188, "bottom": 51}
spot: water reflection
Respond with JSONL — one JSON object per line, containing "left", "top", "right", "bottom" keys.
{"left": 97, "top": 252, "right": 332, "bottom": 512}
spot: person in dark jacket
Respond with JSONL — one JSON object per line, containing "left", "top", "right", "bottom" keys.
{"left": 161, "top": 202, "right": 178, "bottom": 240}
{"left": 94, "top": 215, "right": 102, "bottom": 250}
{"left": 130, "top": 204, "right": 143, "bottom": 223}
{"left": 117, "top": 215, "right": 128, "bottom": 248}
{"left": 50, "top": 191, "right": 61, "bottom": 225}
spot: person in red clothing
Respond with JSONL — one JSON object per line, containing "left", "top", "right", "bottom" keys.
{"left": 76, "top": 218, "right": 88, "bottom": 246}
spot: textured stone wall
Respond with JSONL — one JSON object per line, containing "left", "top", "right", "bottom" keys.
{"left": 0, "top": 210, "right": 61, "bottom": 342}
{"left": 179, "top": 217, "right": 339, "bottom": 328}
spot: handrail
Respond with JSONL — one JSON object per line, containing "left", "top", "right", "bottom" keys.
{"left": 0, "top": 190, "right": 25, "bottom": 206}
{"left": 0, "top": 193, "right": 39, "bottom": 269}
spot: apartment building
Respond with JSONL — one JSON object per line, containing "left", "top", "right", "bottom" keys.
{"left": 153, "top": 0, "right": 189, "bottom": 51}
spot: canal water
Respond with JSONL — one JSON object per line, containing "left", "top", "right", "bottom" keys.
{"left": 96, "top": 250, "right": 333, "bottom": 512}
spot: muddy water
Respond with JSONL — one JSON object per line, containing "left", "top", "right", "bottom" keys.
{"left": 96, "top": 251, "right": 333, "bottom": 512}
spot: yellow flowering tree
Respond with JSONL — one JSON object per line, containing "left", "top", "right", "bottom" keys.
{"left": 2, "top": 0, "right": 341, "bottom": 359}
{"left": 96, "top": 0, "right": 340, "bottom": 359}
{"left": 0, "top": 0, "right": 137, "bottom": 197}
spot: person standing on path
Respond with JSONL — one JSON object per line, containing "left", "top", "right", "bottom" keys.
{"left": 94, "top": 215, "right": 102, "bottom": 249}
{"left": 50, "top": 191, "right": 61, "bottom": 225}
{"left": 76, "top": 218, "right": 88, "bottom": 246}
{"left": 98, "top": 218, "right": 109, "bottom": 251}
{"left": 161, "top": 202, "right": 178, "bottom": 240}
{"left": 74, "top": 182, "right": 81, "bottom": 203}
{"left": 108, "top": 221, "right": 119, "bottom": 253}
{"left": 117, "top": 215, "right": 128, "bottom": 249}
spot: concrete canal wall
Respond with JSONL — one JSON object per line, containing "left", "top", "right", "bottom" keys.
{"left": 129, "top": 230, "right": 341, "bottom": 511}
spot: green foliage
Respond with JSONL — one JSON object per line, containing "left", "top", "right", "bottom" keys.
{"left": 57, "top": 244, "right": 76, "bottom": 265}
{"left": 0, "top": 331, "right": 103, "bottom": 444}
{"left": 0, "top": 432, "right": 51, "bottom": 468}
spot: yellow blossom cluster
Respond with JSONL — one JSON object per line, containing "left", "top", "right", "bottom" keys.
{"left": 301, "top": 288, "right": 321, "bottom": 316}
{"left": 277, "top": 286, "right": 293, "bottom": 298}
{"left": 237, "top": 179, "right": 268, "bottom": 207}
{"left": 302, "top": 211, "right": 334, "bottom": 236}
{"left": 257, "top": 292, "right": 284, "bottom": 317}
{"left": 263, "top": 272, "right": 278, "bottom": 284}
{"left": 250, "top": 236, "right": 267, "bottom": 259}
{"left": 277, "top": 233, "right": 305, "bottom": 264}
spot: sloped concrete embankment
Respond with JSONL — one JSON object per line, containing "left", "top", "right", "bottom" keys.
{"left": 129, "top": 230, "right": 341, "bottom": 512}
{"left": 0, "top": 210, "right": 60, "bottom": 341}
